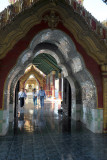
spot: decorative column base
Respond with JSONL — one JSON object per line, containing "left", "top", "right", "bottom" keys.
{"left": 72, "top": 104, "right": 81, "bottom": 121}
{"left": 72, "top": 104, "right": 103, "bottom": 133}
{"left": 0, "top": 109, "right": 9, "bottom": 136}
{"left": 80, "top": 107, "right": 103, "bottom": 133}
{"left": 9, "top": 104, "right": 14, "bottom": 122}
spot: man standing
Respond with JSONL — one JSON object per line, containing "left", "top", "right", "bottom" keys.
{"left": 38, "top": 86, "right": 46, "bottom": 108}
{"left": 32, "top": 88, "right": 38, "bottom": 106}
{"left": 18, "top": 88, "right": 27, "bottom": 111}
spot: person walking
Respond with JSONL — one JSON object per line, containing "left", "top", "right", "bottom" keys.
{"left": 38, "top": 86, "right": 46, "bottom": 108}
{"left": 32, "top": 88, "right": 38, "bottom": 106}
{"left": 18, "top": 88, "right": 27, "bottom": 112}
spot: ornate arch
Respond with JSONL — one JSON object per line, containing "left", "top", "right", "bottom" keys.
{"left": 23, "top": 75, "right": 40, "bottom": 90}
{"left": 0, "top": 2, "right": 104, "bottom": 110}
{"left": 4, "top": 29, "right": 97, "bottom": 111}
{"left": 1, "top": 28, "right": 104, "bottom": 133}
{"left": 19, "top": 65, "right": 45, "bottom": 90}
{"left": 0, "top": 1, "right": 105, "bottom": 135}
{"left": 0, "top": 1, "right": 106, "bottom": 63}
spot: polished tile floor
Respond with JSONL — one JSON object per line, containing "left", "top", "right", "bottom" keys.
{"left": 0, "top": 98, "right": 107, "bottom": 160}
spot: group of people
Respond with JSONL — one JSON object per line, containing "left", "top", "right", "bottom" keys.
{"left": 18, "top": 87, "right": 46, "bottom": 110}
{"left": 32, "top": 87, "right": 46, "bottom": 107}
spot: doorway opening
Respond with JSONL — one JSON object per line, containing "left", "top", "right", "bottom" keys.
{"left": 4, "top": 29, "right": 98, "bottom": 133}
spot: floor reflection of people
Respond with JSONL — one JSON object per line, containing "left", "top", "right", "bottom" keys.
{"left": 62, "top": 117, "right": 71, "bottom": 133}
{"left": 39, "top": 110, "right": 46, "bottom": 128}
{"left": 32, "top": 107, "right": 46, "bottom": 128}
{"left": 18, "top": 113, "right": 24, "bottom": 130}
{"left": 58, "top": 115, "right": 71, "bottom": 133}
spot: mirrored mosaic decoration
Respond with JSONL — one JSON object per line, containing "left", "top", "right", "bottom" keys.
{"left": 41, "top": 32, "right": 52, "bottom": 42}
{"left": 57, "top": 38, "right": 70, "bottom": 58}
{"left": 4, "top": 29, "right": 97, "bottom": 113}
{"left": 71, "top": 57, "right": 82, "bottom": 73}
{"left": 22, "top": 51, "right": 32, "bottom": 64}
{"left": 81, "top": 81, "right": 96, "bottom": 108}
{"left": 30, "top": 29, "right": 97, "bottom": 109}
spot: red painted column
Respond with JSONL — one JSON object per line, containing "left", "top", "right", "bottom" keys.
{"left": 45, "top": 76, "right": 47, "bottom": 95}
{"left": 43, "top": 78, "right": 46, "bottom": 90}
{"left": 48, "top": 74, "right": 50, "bottom": 97}
{"left": 52, "top": 71, "right": 56, "bottom": 98}
{"left": 46, "top": 76, "right": 48, "bottom": 95}
{"left": 58, "top": 73, "right": 62, "bottom": 100}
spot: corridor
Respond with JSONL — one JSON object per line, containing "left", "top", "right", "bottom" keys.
{"left": 0, "top": 0, "right": 107, "bottom": 159}
{"left": 0, "top": 97, "right": 107, "bottom": 160}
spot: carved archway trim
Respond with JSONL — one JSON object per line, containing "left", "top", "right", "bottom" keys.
{"left": 0, "top": 2, "right": 106, "bottom": 64}
{"left": 3, "top": 31, "right": 98, "bottom": 111}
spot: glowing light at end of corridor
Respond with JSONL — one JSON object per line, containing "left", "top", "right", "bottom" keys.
{"left": 29, "top": 109, "right": 33, "bottom": 114}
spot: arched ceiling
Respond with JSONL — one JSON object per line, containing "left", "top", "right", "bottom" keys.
{"left": 32, "top": 53, "right": 62, "bottom": 75}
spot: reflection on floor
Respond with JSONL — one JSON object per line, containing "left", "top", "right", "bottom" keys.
{"left": 0, "top": 99, "right": 107, "bottom": 160}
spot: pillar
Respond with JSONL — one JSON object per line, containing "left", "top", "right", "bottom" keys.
{"left": 62, "top": 78, "right": 67, "bottom": 116}
{"left": 58, "top": 73, "right": 62, "bottom": 100}
{"left": 52, "top": 71, "right": 56, "bottom": 98}
{"left": 43, "top": 79, "right": 46, "bottom": 90}
{"left": 48, "top": 74, "right": 50, "bottom": 97}
{"left": 62, "top": 78, "right": 71, "bottom": 117}
{"left": 45, "top": 76, "right": 48, "bottom": 95}
{"left": 101, "top": 65, "right": 107, "bottom": 133}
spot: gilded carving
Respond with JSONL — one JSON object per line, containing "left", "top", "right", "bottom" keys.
{"left": 43, "top": 10, "right": 61, "bottom": 29}
{"left": 0, "top": 1, "right": 106, "bottom": 64}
